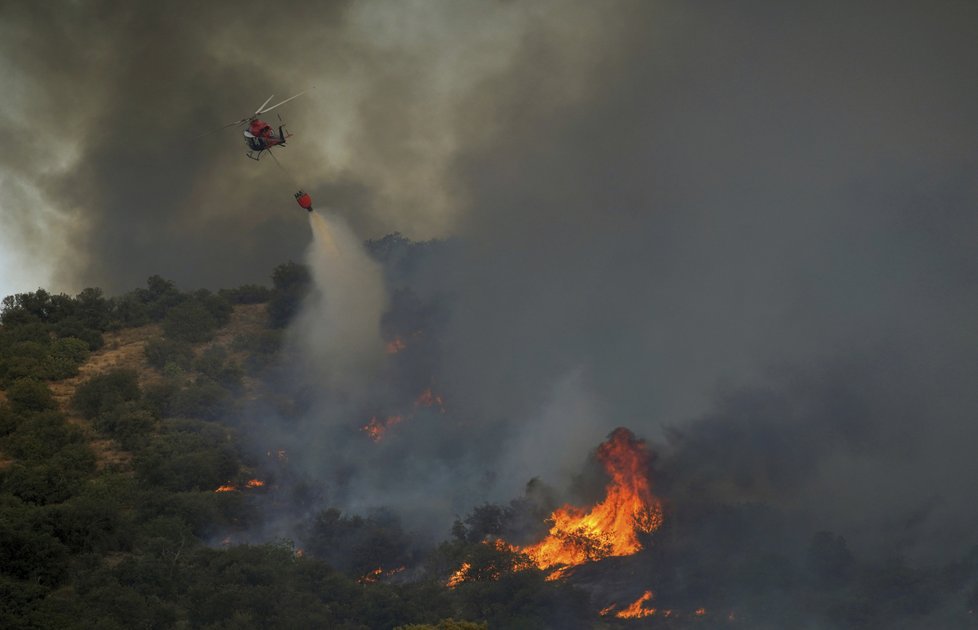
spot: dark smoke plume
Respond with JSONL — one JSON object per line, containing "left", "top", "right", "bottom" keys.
{"left": 4, "top": 0, "right": 978, "bottom": 568}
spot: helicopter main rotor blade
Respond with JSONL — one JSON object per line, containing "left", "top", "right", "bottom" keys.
{"left": 192, "top": 118, "right": 249, "bottom": 141}
{"left": 256, "top": 91, "right": 306, "bottom": 115}
{"left": 254, "top": 94, "right": 275, "bottom": 116}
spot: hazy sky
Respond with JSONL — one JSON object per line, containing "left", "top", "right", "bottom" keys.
{"left": 2, "top": 0, "right": 977, "bottom": 559}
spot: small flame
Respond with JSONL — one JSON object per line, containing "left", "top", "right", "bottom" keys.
{"left": 362, "top": 415, "right": 404, "bottom": 442}
{"left": 615, "top": 591, "right": 655, "bottom": 619}
{"left": 214, "top": 484, "right": 237, "bottom": 493}
{"left": 245, "top": 478, "right": 265, "bottom": 488}
{"left": 359, "top": 566, "right": 406, "bottom": 584}
{"left": 695, "top": 607, "right": 706, "bottom": 616}
{"left": 358, "top": 567, "right": 384, "bottom": 584}
{"left": 415, "top": 388, "right": 446, "bottom": 412}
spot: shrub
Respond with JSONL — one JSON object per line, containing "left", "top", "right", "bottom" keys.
{"left": 191, "top": 290, "right": 233, "bottom": 327}
{"left": 73, "top": 370, "right": 141, "bottom": 420}
{"left": 220, "top": 284, "right": 271, "bottom": 304}
{"left": 233, "top": 331, "right": 282, "bottom": 374}
{"left": 267, "top": 262, "right": 310, "bottom": 329}
{"left": 6, "top": 379, "right": 56, "bottom": 413}
{"left": 137, "top": 275, "right": 185, "bottom": 322}
{"left": 110, "top": 292, "right": 150, "bottom": 328}
{"left": 144, "top": 338, "right": 194, "bottom": 371}
{"left": 162, "top": 301, "right": 218, "bottom": 343}
{"left": 1, "top": 445, "right": 95, "bottom": 505}
{"left": 53, "top": 318, "right": 104, "bottom": 351}
{"left": 2, "top": 410, "right": 85, "bottom": 461}
{"left": 93, "top": 401, "right": 156, "bottom": 450}
{"left": 170, "top": 379, "right": 231, "bottom": 420}
{"left": 194, "top": 347, "right": 243, "bottom": 390}
{"left": 134, "top": 427, "right": 239, "bottom": 492}
{"left": 0, "top": 517, "right": 70, "bottom": 584}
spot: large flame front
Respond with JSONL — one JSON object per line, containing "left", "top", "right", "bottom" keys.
{"left": 518, "top": 428, "right": 663, "bottom": 577}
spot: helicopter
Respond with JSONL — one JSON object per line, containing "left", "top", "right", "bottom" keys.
{"left": 221, "top": 92, "right": 306, "bottom": 160}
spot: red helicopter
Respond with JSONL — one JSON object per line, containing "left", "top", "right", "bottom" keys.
{"left": 222, "top": 92, "right": 306, "bottom": 160}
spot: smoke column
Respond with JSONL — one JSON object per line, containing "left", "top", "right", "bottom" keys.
{"left": 290, "top": 211, "right": 387, "bottom": 395}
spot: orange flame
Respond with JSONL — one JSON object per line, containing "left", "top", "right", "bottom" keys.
{"left": 362, "top": 415, "right": 404, "bottom": 442}
{"left": 517, "top": 428, "right": 662, "bottom": 577}
{"left": 695, "top": 607, "right": 706, "bottom": 616}
{"left": 359, "top": 565, "right": 406, "bottom": 584}
{"left": 615, "top": 590, "right": 656, "bottom": 619}
{"left": 245, "top": 478, "right": 265, "bottom": 488}
{"left": 214, "top": 484, "right": 237, "bottom": 493}
{"left": 362, "top": 388, "right": 447, "bottom": 441}
{"left": 359, "top": 567, "right": 384, "bottom": 584}
{"left": 446, "top": 562, "right": 472, "bottom": 588}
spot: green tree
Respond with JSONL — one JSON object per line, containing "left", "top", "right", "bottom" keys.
{"left": 73, "top": 370, "right": 141, "bottom": 420}
{"left": 144, "top": 337, "right": 194, "bottom": 371}
{"left": 137, "top": 275, "right": 185, "bottom": 321}
{"left": 6, "top": 379, "right": 56, "bottom": 413}
{"left": 162, "top": 301, "right": 218, "bottom": 343}
{"left": 267, "top": 262, "right": 310, "bottom": 328}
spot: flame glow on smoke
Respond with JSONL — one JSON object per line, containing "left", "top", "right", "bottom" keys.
{"left": 361, "top": 415, "right": 404, "bottom": 442}
{"left": 360, "top": 387, "right": 447, "bottom": 442}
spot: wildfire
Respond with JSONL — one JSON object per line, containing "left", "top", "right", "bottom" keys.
{"left": 359, "top": 566, "right": 406, "bottom": 584}
{"left": 386, "top": 336, "right": 407, "bottom": 354}
{"left": 516, "top": 428, "right": 663, "bottom": 578}
{"left": 361, "top": 387, "right": 447, "bottom": 442}
{"left": 614, "top": 590, "right": 656, "bottom": 619}
{"left": 415, "top": 387, "right": 446, "bottom": 412}
{"left": 446, "top": 562, "right": 472, "bottom": 588}
{"left": 214, "top": 479, "right": 266, "bottom": 492}
{"left": 361, "top": 415, "right": 404, "bottom": 442}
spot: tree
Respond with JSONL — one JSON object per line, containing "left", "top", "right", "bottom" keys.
{"left": 162, "top": 301, "right": 218, "bottom": 343}
{"left": 267, "top": 262, "right": 310, "bottom": 328}
{"left": 72, "top": 370, "right": 141, "bottom": 420}
{"left": 144, "top": 338, "right": 194, "bottom": 371}
{"left": 138, "top": 276, "right": 185, "bottom": 321}
{"left": 6, "top": 379, "right": 56, "bottom": 413}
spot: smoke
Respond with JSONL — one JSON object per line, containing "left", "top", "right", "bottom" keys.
{"left": 0, "top": 0, "right": 619, "bottom": 296}
{"left": 3, "top": 0, "right": 978, "bottom": 582}
{"left": 289, "top": 211, "right": 387, "bottom": 395}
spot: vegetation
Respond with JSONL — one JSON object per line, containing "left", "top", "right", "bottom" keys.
{"left": 1, "top": 265, "right": 976, "bottom": 629}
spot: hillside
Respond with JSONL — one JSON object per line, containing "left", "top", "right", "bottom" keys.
{"left": 3, "top": 263, "right": 978, "bottom": 630}
{"left": 0, "top": 271, "right": 564, "bottom": 630}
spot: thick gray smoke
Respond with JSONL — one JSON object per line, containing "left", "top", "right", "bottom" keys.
{"left": 3, "top": 0, "right": 978, "bottom": 563}
{"left": 0, "top": 0, "right": 610, "bottom": 294}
